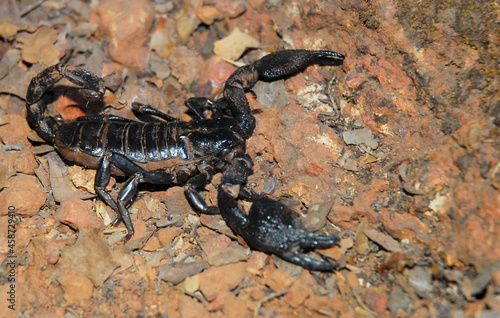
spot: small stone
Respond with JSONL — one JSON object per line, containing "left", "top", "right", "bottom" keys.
{"left": 55, "top": 199, "right": 104, "bottom": 231}
{"left": 143, "top": 235, "right": 162, "bottom": 251}
{"left": 57, "top": 271, "right": 94, "bottom": 303}
{"left": 407, "top": 266, "right": 433, "bottom": 296}
{"left": 0, "top": 174, "right": 46, "bottom": 217}
{"left": 198, "top": 262, "right": 247, "bottom": 301}
{"left": 343, "top": 127, "right": 378, "bottom": 150}
{"left": 0, "top": 114, "right": 32, "bottom": 146}
{"left": 157, "top": 226, "right": 182, "bottom": 246}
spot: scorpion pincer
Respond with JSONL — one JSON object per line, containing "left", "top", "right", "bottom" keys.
{"left": 26, "top": 50, "right": 345, "bottom": 271}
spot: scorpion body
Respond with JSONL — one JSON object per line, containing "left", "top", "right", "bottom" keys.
{"left": 26, "top": 50, "right": 345, "bottom": 271}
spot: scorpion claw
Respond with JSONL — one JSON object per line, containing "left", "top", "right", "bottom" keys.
{"left": 218, "top": 187, "right": 340, "bottom": 271}
{"left": 279, "top": 250, "right": 339, "bottom": 272}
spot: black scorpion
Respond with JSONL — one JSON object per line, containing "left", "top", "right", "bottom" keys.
{"left": 26, "top": 50, "right": 345, "bottom": 271}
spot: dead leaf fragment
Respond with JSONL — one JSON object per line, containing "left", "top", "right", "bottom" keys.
{"left": 183, "top": 274, "right": 200, "bottom": 294}
{"left": 213, "top": 27, "right": 260, "bottom": 60}
{"left": 206, "top": 246, "right": 250, "bottom": 266}
{"left": 44, "top": 152, "right": 96, "bottom": 202}
{"left": 175, "top": 0, "right": 201, "bottom": 40}
{"left": 19, "top": 27, "right": 61, "bottom": 66}
{"left": 343, "top": 127, "right": 379, "bottom": 150}
{"left": 195, "top": 1, "right": 246, "bottom": 25}
{"left": 159, "top": 261, "right": 210, "bottom": 285}
{"left": 364, "top": 228, "right": 403, "bottom": 253}
{"left": 0, "top": 22, "right": 20, "bottom": 40}
{"left": 57, "top": 229, "right": 120, "bottom": 287}
{"left": 354, "top": 221, "right": 370, "bottom": 254}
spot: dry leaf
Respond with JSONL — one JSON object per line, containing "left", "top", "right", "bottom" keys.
{"left": 175, "top": 0, "right": 201, "bottom": 40}
{"left": 57, "top": 229, "right": 120, "bottom": 287}
{"left": 364, "top": 228, "right": 403, "bottom": 253}
{"left": 213, "top": 27, "right": 260, "bottom": 61}
{"left": 354, "top": 221, "right": 370, "bottom": 254}
{"left": 19, "top": 27, "right": 61, "bottom": 66}
{"left": 0, "top": 22, "right": 20, "bottom": 40}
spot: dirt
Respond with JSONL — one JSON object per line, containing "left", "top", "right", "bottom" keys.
{"left": 0, "top": 0, "right": 499, "bottom": 317}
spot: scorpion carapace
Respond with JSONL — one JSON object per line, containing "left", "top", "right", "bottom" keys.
{"left": 26, "top": 50, "right": 345, "bottom": 271}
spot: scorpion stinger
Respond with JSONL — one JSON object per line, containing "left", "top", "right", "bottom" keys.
{"left": 26, "top": 50, "right": 345, "bottom": 270}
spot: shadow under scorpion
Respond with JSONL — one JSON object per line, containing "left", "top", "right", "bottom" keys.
{"left": 26, "top": 50, "right": 345, "bottom": 271}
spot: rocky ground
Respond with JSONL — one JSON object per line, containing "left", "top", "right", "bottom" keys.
{"left": 0, "top": 0, "right": 499, "bottom": 317}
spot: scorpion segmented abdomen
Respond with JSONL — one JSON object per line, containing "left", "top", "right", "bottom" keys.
{"left": 121, "top": 121, "right": 189, "bottom": 163}
{"left": 158, "top": 122, "right": 189, "bottom": 160}
{"left": 125, "top": 123, "right": 147, "bottom": 162}
{"left": 56, "top": 120, "right": 105, "bottom": 157}
{"left": 102, "top": 121, "right": 128, "bottom": 156}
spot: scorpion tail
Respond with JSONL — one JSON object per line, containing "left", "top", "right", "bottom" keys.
{"left": 26, "top": 64, "right": 105, "bottom": 143}
{"left": 223, "top": 50, "right": 345, "bottom": 139}
{"left": 253, "top": 50, "right": 345, "bottom": 80}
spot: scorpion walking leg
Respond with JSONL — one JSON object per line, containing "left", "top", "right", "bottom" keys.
{"left": 95, "top": 152, "right": 186, "bottom": 241}
{"left": 184, "top": 97, "right": 226, "bottom": 120}
{"left": 131, "top": 102, "right": 178, "bottom": 122}
{"left": 184, "top": 169, "right": 219, "bottom": 214}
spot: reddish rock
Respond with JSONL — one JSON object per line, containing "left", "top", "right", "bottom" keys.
{"left": 157, "top": 226, "right": 182, "bottom": 246}
{"left": 284, "top": 273, "right": 316, "bottom": 308}
{"left": 0, "top": 174, "right": 46, "bottom": 217}
{"left": 143, "top": 235, "right": 161, "bottom": 252}
{"left": 30, "top": 237, "right": 62, "bottom": 267}
{"left": 54, "top": 199, "right": 104, "bottom": 231}
{"left": 179, "top": 294, "right": 208, "bottom": 318}
{"left": 381, "top": 210, "right": 431, "bottom": 243}
{"left": 0, "top": 149, "right": 38, "bottom": 175}
{"left": 222, "top": 292, "right": 252, "bottom": 317}
{"left": 202, "top": 233, "right": 231, "bottom": 255}
{"left": 168, "top": 46, "right": 204, "bottom": 85}
{"left": 0, "top": 114, "right": 31, "bottom": 146}
{"left": 90, "top": 0, "right": 155, "bottom": 69}
{"left": 199, "top": 56, "right": 236, "bottom": 94}
{"left": 261, "top": 268, "right": 295, "bottom": 291}
{"left": 199, "top": 262, "right": 247, "bottom": 301}
{"left": 246, "top": 251, "right": 268, "bottom": 271}
{"left": 363, "top": 287, "right": 389, "bottom": 315}
{"left": 57, "top": 271, "right": 94, "bottom": 304}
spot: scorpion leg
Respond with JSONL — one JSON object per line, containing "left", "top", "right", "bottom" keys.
{"left": 184, "top": 170, "right": 219, "bottom": 214}
{"left": 217, "top": 156, "right": 340, "bottom": 271}
{"left": 131, "top": 102, "right": 178, "bottom": 122}
{"left": 185, "top": 97, "right": 226, "bottom": 120}
{"left": 95, "top": 154, "right": 121, "bottom": 213}
{"left": 95, "top": 152, "right": 186, "bottom": 241}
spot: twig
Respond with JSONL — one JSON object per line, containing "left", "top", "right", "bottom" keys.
{"left": 20, "top": 0, "right": 45, "bottom": 18}
{"left": 253, "top": 289, "right": 288, "bottom": 318}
